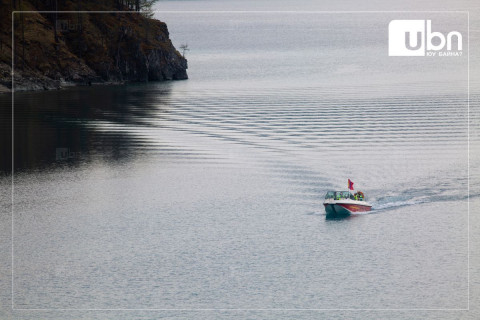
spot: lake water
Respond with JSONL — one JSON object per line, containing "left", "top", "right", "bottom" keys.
{"left": 1, "top": 7, "right": 480, "bottom": 320}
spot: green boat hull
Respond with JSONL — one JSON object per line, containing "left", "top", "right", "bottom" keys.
{"left": 324, "top": 204, "right": 352, "bottom": 217}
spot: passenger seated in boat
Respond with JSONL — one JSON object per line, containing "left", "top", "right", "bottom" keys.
{"left": 335, "top": 192, "right": 342, "bottom": 200}
{"left": 354, "top": 191, "right": 364, "bottom": 201}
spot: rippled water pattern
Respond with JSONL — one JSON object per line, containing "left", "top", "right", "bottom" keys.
{"left": 0, "top": 9, "right": 476, "bottom": 318}
{"left": 79, "top": 85, "right": 470, "bottom": 208}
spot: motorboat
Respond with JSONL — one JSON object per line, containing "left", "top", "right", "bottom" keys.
{"left": 323, "top": 190, "right": 372, "bottom": 216}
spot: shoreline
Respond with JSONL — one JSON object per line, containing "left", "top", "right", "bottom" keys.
{"left": 0, "top": 77, "right": 186, "bottom": 94}
{"left": 1, "top": 3, "right": 188, "bottom": 96}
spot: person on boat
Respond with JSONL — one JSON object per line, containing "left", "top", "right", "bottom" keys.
{"left": 357, "top": 191, "right": 364, "bottom": 201}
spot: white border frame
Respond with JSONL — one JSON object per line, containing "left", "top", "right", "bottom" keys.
{"left": 10, "top": 10, "right": 470, "bottom": 312}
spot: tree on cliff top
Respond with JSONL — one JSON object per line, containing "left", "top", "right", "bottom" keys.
{"left": 179, "top": 43, "right": 189, "bottom": 57}
{"left": 114, "top": 0, "right": 158, "bottom": 15}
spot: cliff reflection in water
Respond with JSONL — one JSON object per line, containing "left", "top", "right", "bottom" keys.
{"left": 2, "top": 83, "right": 173, "bottom": 173}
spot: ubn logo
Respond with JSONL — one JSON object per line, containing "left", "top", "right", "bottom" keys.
{"left": 56, "top": 148, "right": 81, "bottom": 161}
{"left": 388, "top": 20, "right": 462, "bottom": 56}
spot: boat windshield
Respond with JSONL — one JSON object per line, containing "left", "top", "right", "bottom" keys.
{"left": 341, "top": 191, "right": 351, "bottom": 199}
{"left": 325, "top": 191, "right": 335, "bottom": 199}
{"left": 326, "top": 191, "right": 357, "bottom": 200}
{"left": 330, "top": 191, "right": 351, "bottom": 200}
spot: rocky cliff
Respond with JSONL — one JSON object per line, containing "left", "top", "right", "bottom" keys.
{"left": 0, "top": 0, "right": 187, "bottom": 92}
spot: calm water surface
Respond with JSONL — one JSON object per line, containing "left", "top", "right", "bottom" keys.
{"left": 1, "top": 9, "right": 479, "bottom": 320}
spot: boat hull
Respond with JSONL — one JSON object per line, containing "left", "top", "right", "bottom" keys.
{"left": 324, "top": 204, "right": 351, "bottom": 217}
{"left": 324, "top": 202, "right": 372, "bottom": 217}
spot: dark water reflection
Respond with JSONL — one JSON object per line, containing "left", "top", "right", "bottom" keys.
{"left": 1, "top": 83, "right": 173, "bottom": 173}
{"left": 0, "top": 93, "right": 11, "bottom": 174}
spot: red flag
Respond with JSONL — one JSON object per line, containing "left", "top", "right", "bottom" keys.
{"left": 348, "top": 179, "right": 354, "bottom": 190}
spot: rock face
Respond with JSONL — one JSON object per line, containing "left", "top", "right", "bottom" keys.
{"left": 147, "top": 48, "right": 189, "bottom": 81}
{"left": 104, "top": 22, "right": 188, "bottom": 83}
{"left": 0, "top": 2, "right": 188, "bottom": 92}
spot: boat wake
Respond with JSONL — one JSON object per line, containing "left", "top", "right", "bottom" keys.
{"left": 372, "top": 197, "right": 429, "bottom": 211}
{"left": 371, "top": 191, "right": 470, "bottom": 212}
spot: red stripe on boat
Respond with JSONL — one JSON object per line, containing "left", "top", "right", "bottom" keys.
{"left": 337, "top": 203, "right": 371, "bottom": 212}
